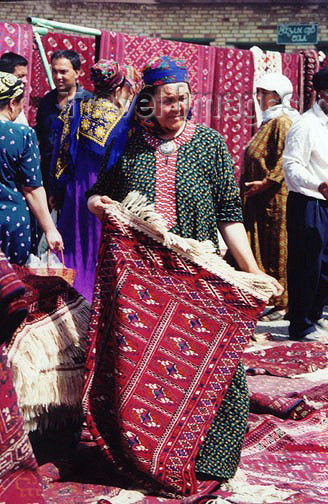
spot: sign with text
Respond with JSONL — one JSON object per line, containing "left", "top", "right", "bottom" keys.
{"left": 277, "top": 24, "right": 318, "bottom": 45}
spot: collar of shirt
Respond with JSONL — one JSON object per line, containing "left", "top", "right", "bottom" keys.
{"left": 313, "top": 102, "right": 328, "bottom": 126}
{"left": 52, "top": 83, "right": 87, "bottom": 111}
{"left": 74, "top": 84, "right": 87, "bottom": 99}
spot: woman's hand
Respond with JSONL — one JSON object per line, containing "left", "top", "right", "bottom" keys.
{"left": 243, "top": 179, "right": 274, "bottom": 199}
{"left": 251, "top": 269, "right": 284, "bottom": 297}
{"left": 87, "top": 194, "right": 112, "bottom": 220}
{"left": 45, "top": 228, "right": 64, "bottom": 251}
{"left": 22, "top": 186, "right": 64, "bottom": 250}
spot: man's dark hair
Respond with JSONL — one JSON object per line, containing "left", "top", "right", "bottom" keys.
{"left": 313, "top": 67, "right": 328, "bottom": 93}
{"left": 50, "top": 50, "right": 81, "bottom": 71}
{"left": 0, "top": 52, "right": 28, "bottom": 73}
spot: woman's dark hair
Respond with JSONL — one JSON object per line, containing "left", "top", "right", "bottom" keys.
{"left": 51, "top": 50, "right": 81, "bottom": 71}
{"left": 94, "top": 77, "right": 127, "bottom": 99}
{"left": 0, "top": 52, "right": 28, "bottom": 73}
{"left": 0, "top": 91, "right": 24, "bottom": 111}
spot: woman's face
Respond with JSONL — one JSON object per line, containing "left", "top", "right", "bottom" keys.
{"left": 153, "top": 82, "right": 190, "bottom": 134}
{"left": 256, "top": 88, "right": 280, "bottom": 111}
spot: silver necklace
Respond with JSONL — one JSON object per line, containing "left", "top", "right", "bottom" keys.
{"left": 157, "top": 122, "right": 187, "bottom": 157}
{"left": 158, "top": 139, "right": 177, "bottom": 156}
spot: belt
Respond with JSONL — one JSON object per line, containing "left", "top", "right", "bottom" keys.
{"left": 289, "top": 191, "right": 328, "bottom": 207}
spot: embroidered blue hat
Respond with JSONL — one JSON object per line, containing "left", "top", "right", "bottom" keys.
{"left": 142, "top": 55, "right": 189, "bottom": 87}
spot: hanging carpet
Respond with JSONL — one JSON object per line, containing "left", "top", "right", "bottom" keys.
{"left": 0, "top": 22, "right": 34, "bottom": 118}
{"left": 99, "top": 30, "right": 216, "bottom": 128}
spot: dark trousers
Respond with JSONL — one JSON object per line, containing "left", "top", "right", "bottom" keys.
{"left": 287, "top": 191, "right": 328, "bottom": 338}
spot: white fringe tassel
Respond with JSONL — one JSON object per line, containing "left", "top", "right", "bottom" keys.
{"left": 7, "top": 297, "right": 90, "bottom": 431}
{"left": 208, "top": 468, "right": 297, "bottom": 503}
{"left": 105, "top": 192, "right": 276, "bottom": 303}
{"left": 85, "top": 489, "right": 146, "bottom": 504}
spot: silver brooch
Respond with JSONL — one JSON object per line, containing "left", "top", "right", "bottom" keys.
{"left": 158, "top": 140, "right": 177, "bottom": 156}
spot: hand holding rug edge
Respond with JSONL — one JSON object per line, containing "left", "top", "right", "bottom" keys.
{"left": 105, "top": 191, "right": 276, "bottom": 303}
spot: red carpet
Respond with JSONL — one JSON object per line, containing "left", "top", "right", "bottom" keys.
{"left": 1, "top": 229, "right": 327, "bottom": 503}
{"left": 243, "top": 340, "right": 328, "bottom": 376}
{"left": 2, "top": 314, "right": 328, "bottom": 503}
{"left": 6, "top": 267, "right": 90, "bottom": 432}
{"left": 83, "top": 196, "right": 269, "bottom": 497}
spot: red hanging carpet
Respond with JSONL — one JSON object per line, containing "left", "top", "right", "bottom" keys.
{"left": 99, "top": 30, "right": 216, "bottom": 129}
{"left": 0, "top": 22, "right": 34, "bottom": 118}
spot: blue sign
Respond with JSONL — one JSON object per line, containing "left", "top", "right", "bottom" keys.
{"left": 277, "top": 24, "right": 318, "bottom": 45}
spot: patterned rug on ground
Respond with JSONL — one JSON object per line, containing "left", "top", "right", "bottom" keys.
{"left": 82, "top": 193, "right": 273, "bottom": 497}
{"left": 6, "top": 267, "right": 90, "bottom": 432}
{"left": 243, "top": 340, "right": 328, "bottom": 377}
{"left": 241, "top": 407, "right": 328, "bottom": 503}
{"left": 209, "top": 407, "right": 328, "bottom": 504}
{"left": 247, "top": 375, "right": 328, "bottom": 419}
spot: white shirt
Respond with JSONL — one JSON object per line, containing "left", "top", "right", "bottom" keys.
{"left": 283, "top": 102, "right": 328, "bottom": 199}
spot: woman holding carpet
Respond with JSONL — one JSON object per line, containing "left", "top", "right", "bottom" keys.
{"left": 85, "top": 56, "right": 282, "bottom": 493}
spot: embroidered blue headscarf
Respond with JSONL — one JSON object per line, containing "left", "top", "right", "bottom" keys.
{"left": 142, "top": 56, "right": 189, "bottom": 87}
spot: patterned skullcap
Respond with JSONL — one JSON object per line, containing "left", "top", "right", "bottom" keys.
{"left": 0, "top": 71, "right": 24, "bottom": 101}
{"left": 91, "top": 60, "right": 142, "bottom": 95}
{"left": 122, "top": 65, "right": 143, "bottom": 94}
{"left": 312, "top": 67, "right": 328, "bottom": 92}
{"left": 142, "top": 55, "right": 189, "bottom": 87}
{"left": 91, "top": 60, "right": 125, "bottom": 93}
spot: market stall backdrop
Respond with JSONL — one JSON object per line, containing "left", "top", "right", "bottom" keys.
{"left": 0, "top": 21, "right": 306, "bottom": 181}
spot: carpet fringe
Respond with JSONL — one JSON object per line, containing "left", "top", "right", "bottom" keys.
{"left": 7, "top": 297, "right": 90, "bottom": 431}
{"left": 85, "top": 489, "right": 146, "bottom": 503}
{"left": 209, "top": 468, "right": 297, "bottom": 503}
{"left": 293, "top": 367, "right": 328, "bottom": 381}
{"left": 105, "top": 192, "right": 275, "bottom": 302}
